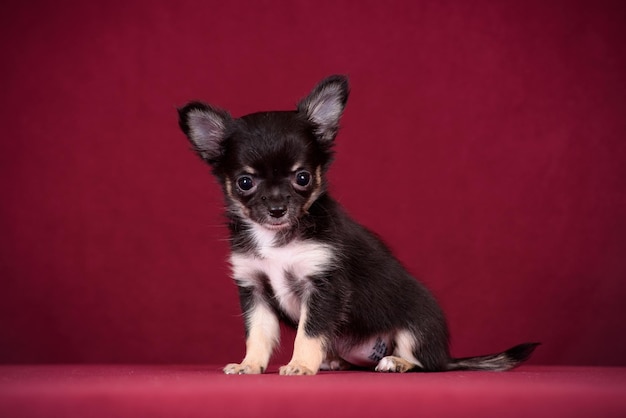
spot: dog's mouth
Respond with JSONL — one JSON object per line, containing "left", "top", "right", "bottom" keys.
{"left": 262, "top": 220, "right": 291, "bottom": 231}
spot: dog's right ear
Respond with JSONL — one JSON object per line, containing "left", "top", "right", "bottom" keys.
{"left": 177, "top": 101, "right": 232, "bottom": 164}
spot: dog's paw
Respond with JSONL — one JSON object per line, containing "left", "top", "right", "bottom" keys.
{"left": 279, "top": 363, "right": 316, "bottom": 376}
{"left": 320, "top": 357, "right": 351, "bottom": 371}
{"left": 223, "top": 363, "right": 265, "bottom": 375}
{"left": 375, "top": 356, "right": 414, "bottom": 373}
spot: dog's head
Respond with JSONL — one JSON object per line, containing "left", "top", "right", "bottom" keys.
{"left": 178, "top": 75, "right": 349, "bottom": 231}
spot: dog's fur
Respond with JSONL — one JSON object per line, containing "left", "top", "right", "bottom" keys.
{"left": 178, "top": 75, "right": 538, "bottom": 375}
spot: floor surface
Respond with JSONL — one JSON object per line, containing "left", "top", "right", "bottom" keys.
{"left": 1, "top": 365, "right": 625, "bottom": 417}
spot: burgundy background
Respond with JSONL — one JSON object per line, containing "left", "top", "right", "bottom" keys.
{"left": 1, "top": 0, "right": 625, "bottom": 367}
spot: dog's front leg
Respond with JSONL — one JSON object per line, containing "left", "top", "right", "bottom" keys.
{"left": 224, "top": 287, "right": 279, "bottom": 375}
{"left": 279, "top": 305, "right": 327, "bottom": 376}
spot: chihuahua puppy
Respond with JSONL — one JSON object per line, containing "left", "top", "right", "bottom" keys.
{"left": 178, "top": 75, "right": 538, "bottom": 375}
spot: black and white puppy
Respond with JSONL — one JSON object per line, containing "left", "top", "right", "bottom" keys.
{"left": 178, "top": 76, "right": 538, "bottom": 375}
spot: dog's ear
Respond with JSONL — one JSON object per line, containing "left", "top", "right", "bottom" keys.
{"left": 297, "top": 75, "right": 349, "bottom": 144}
{"left": 178, "top": 101, "right": 232, "bottom": 164}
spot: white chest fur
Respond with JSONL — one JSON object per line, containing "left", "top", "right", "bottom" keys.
{"left": 229, "top": 224, "right": 334, "bottom": 322}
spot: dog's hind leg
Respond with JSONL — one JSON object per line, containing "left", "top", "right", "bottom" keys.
{"left": 375, "top": 330, "right": 423, "bottom": 373}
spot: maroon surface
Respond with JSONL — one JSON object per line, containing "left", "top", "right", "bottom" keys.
{"left": 1, "top": 0, "right": 626, "bottom": 367}
{"left": 1, "top": 365, "right": 626, "bottom": 418}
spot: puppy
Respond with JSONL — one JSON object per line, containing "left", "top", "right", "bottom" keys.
{"left": 177, "top": 75, "right": 538, "bottom": 375}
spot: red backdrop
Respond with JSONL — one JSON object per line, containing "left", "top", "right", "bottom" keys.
{"left": 1, "top": 0, "right": 625, "bottom": 367}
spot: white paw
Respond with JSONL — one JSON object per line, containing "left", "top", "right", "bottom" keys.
{"left": 375, "top": 356, "right": 413, "bottom": 373}
{"left": 223, "top": 363, "right": 264, "bottom": 375}
{"left": 375, "top": 357, "right": 396, "bottom": 372}
{"left": 320, "top": 358, "right": 351, "bottom": 371}
{"left": 279, "top": 363, "right": 316, "bottom": 376}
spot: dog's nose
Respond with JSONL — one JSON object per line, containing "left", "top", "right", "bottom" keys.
{"left": 269, "top": 206, "right": 287, "bottom": 218}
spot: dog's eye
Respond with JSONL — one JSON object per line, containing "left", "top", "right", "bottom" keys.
{"left": 295, "top": 171, "right": 311, "bottom": 187}
{"left": 237, "top": 176, "right": 255, "bottom": 191}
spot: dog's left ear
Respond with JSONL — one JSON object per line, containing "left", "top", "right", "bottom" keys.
{"left": 297, "top": 75, "right": 349, "bottom": 144}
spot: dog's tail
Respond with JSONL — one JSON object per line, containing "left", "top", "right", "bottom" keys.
{"left": 446, "top": 342, "right": 540, "bottom": 371}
